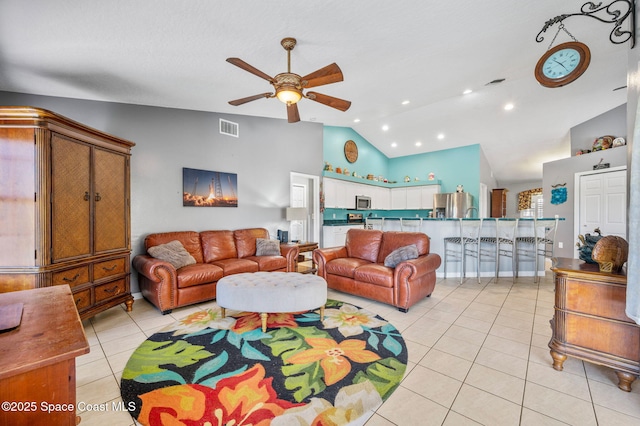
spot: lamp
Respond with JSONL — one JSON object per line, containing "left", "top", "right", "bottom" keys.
{"left": 286, "top": 207, "right": 308, "bottom": 221}
{"left": 286, "top": 207, "right": 308, "bottom": 243}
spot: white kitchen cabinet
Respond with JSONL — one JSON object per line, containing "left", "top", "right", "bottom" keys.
{"left": 324, "top": 176, "right": 439, "bottom": 211}
{"left": 390, "top": 188, "right": 407, "bottom": 209}
{"left": 322, "top": 224, "right": 364, "bottom": 248}
{"left": 420, "top": 184, "right": 440, "bottom": 209}
{"left": 406, "top": 187, "right": 422, "bottom": 209}
{"left": 372, "top": 186, "right": 390, "bottom": 210}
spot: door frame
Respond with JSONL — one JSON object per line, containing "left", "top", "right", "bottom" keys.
{"left": 290, "top": 172, "right": 320, "bottom": 244}
{"left": 573, "top": 165, "right": 627, "bottom": 258}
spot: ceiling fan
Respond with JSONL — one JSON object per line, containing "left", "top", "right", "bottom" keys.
{"left": 226, "top": 37, "right": 351, "bottom": 123}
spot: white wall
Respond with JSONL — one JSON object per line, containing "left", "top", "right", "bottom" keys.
{"left": 0, "top": 91, "right": 324, "bottom": 293}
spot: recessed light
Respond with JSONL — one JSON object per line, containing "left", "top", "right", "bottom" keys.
{"left": 391, "top": 142, "right": 397, "bottom": 147}
{"left": 353, "top": 118, "right": 360, "bottom": 123}
{"left": 437, "top": 133, "right": 445, "bottom": 140}
{"left": 382, "top": 125, "right": 389, "bottom": 131}
{"left": 402, "top": 100, "right": 410, "bottom": 105}
{"left": 504, "top": 103, "right": 514, "bottom": 111}
{"left": 463, "top": 89, "right": 472, "bottom": 95}
{"left": 415, "top": 141, "right": 422, "bottom": 147}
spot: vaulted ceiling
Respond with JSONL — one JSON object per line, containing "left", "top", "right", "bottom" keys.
{"left": 0, "top": 0, "right": 631, "bottom": 183}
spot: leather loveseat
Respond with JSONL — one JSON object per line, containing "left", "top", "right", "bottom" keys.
{"left": 313, "top": 228, "right": 441, "bottom": 312}
{"left": 132, "top": 228, "right": 298, "bottom": 313}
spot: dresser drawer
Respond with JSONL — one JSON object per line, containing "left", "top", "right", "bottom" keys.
{"left": 93, "top": 257, "right": 127, "bottom": 281}
{"left": 52, "top": 266, "right": 90, "bottom": 288}
{"left": 72, "top": 289, "right": 91, "bottom": 311}
{"left": 95, "top": 278, "right": 126, "bottom": 302}
{"left": 565, "top": 279, "right": 631, "bottom": 322}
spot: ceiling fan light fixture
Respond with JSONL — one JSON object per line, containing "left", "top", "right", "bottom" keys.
{"left": 276, "top": 87, "right": 302, "bottom": 105}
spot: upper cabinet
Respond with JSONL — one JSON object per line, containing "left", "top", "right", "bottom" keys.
{"left": 324, "top": 176, "right": 439, "bottom": 210}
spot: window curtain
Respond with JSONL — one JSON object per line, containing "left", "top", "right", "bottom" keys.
{"left": 517, "top": 188, "right": 542, "bottom": 210}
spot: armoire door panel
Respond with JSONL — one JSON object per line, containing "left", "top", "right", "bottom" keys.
{"left": 93, "top": 149, "right": 127, "bottom": 253}
{"left": 51, "top": 135, "right": 92, "bottom": 262}
{"left": 0, "top": 128, "right": 36, "bottom": 267}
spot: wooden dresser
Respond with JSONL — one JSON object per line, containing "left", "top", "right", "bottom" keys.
{"left": 0, "top": 286, "right": 89, "bottom": 425}
{"left": 0, "top": 107, "right": 135, "bottom": 319}
{"left": 550, "top": 257, "right": 639, "bottom": 391}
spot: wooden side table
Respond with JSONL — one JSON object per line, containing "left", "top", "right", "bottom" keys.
{"left": 550, "top": 257, "right": 639, "bottom": 391}
{"left": 0, "top": 286, "right": 90, "bottom": 425}
{"left": 282, "top": 242, "right": 318, "bottom": 274}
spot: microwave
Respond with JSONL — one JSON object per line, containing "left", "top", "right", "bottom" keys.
{"left": 355, "top": 195, "right": 371, "bottom": 210}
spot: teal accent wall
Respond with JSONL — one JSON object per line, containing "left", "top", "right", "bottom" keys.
{"left": 322, "top": 127, "right": 483, "bottom": 220}
{"left": 323, "top": 126, "right": 389, "bottom": 178}
{"left": 388, "top": 144, "right": 481, "bottom": 203}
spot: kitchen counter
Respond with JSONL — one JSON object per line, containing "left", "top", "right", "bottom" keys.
{"left": 322, "top": 217, "right": 564, "bottom": 278}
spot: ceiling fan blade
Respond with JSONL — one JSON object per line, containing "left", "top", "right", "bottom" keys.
{"left": 228, "top": 92, "right": 272, "bottom": 106}
{"left": 287, "top": 103, "right": 300, "bottom": 123}
{"left": 301, "top": 63, "right": 344, "bottom": 88}
{"left": 226, "top": 58, "right": 274, "bottom": 82}
{"left": 306, "top": 91, "right": 351, "bottom": 111}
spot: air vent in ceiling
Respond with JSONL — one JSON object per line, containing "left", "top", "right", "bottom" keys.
{"left": 219, "top": 118, "right": 239, "bottom": 137}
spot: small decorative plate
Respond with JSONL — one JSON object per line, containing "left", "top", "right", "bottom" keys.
{"left": 613, "top": 137, "right": 626, "bottom": 147}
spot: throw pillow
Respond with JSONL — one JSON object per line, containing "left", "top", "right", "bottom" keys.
{"left": 148, "top": 240, "right": 196, "bottom": 269}
{"left": 256, "top": 238, "right": 281, "bottom": 256}
{"left": 384, "top": 244, "right": 419, "bottom": 268}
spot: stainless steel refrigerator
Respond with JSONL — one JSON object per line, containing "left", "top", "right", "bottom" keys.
{"left": 433, "top": 192, "right": 474, "bottom": 218}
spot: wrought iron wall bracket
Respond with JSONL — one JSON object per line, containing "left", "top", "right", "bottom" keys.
{"left": 536, "top": 0, "right": 636, "bottom": 48}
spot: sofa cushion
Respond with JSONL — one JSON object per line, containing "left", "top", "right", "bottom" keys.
{"left": 326, "top": 257, "right": 372, "bottom": 278}
{"left": 354, "top": 263, "right": 394, "bottom": 288}
{"left": 210, "top": 258, "right": 259, "bottom": 275}
{"left": 244, "top": 255, "right": 287, "bottom": 271}
{"left": 176, "top": 263, "right": 224, "bottom": 289}
{"left": 377, "top": 231, "right": 429, "bottom": 264}
{"left": 384, "top": 244, "right": 419, "bottom": 268}
{"left": 201, "top": 230, "right": 237, "bottom": 262}
{"left": 148, "top": 240, "right": 197, "bottom": 269}
{"left": 345, "top": 228, "right": 383, "bottom": 263}
{"left": 145, "top": 231, "right": 204, "bottom": 263}
{"left": 235, "top": 228, "right": 269, "bottom": 258}
{"left": 256, "top": 238, "right": 281, "bottom": 256}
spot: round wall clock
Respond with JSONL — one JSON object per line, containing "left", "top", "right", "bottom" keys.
{"left": 344, "top": 140, "right": 358, "bottom": 163}
{"left": 534, "top": 41, "right": 591, "bottom": 88}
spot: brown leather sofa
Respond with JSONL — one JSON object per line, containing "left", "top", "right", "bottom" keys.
{"left": 313, "top": 228, "right": 441, "bottom": 312}
{"left": 132, "top": 228, "right": 298, "bottom": 313}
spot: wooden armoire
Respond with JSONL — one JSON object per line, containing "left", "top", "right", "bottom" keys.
{"left": 0, "top": 107, "right": 135, "bottom": 319}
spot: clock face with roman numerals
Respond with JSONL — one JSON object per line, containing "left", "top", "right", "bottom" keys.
{"left": 535, "top": 41, "right": 590, "bottom": 88}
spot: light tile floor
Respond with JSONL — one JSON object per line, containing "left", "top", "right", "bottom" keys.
{"left": 76, "top": 273, "right": 640, "bottom": 425}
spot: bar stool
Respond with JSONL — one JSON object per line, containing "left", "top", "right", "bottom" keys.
{"left": 516, "top": 217, "right": 559, "bottom": 283}
{"left": 479, "top": 218, "right": 518, "bottom": 282}
{"left": 400, "top": 217, "right": 423, "bottom": 232}
{"left": 365, "top": 217, "right": 385, "bottom": 231}
{"left": 443, "top": 219, "right": 482, "bottom": 284}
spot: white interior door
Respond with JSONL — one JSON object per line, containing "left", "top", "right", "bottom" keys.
{"left": 290, "top": 183, "right": 307, "bottom": 242}
{"left": 290, "top": 172, "right": 320, "bottom": 244}
{"left": 577, "top": 168, "right": 627, "bottom": 255}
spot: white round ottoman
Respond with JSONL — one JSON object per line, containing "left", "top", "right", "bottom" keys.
{"left": 216, "top": 272, "right": 328, "bottom": 332}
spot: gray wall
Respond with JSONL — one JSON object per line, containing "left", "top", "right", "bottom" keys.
{"left": 499, "top": 181, "right": 543, "bottom": 218}
{"left": 570, "top": 104, "right": 626, "bottom": 154}
{"left": 542, "top": 146, "right": 627, "bottom": 258}
{"left": 0, "top": 91, "right": 324, "bottom": 293}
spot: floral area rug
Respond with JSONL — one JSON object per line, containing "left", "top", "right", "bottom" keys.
{"left": 120, "top": 299, "right": 407, "bottom": 425}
